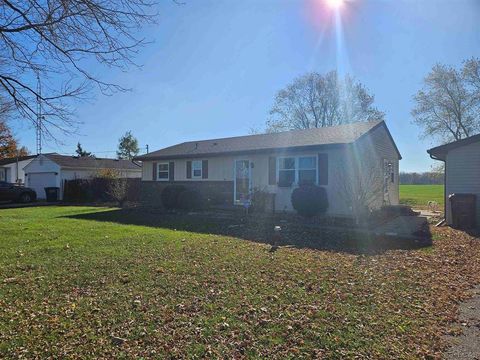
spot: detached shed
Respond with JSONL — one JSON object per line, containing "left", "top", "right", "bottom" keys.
{"left": 428, "top": 134, "right": 480, "bottom": 227}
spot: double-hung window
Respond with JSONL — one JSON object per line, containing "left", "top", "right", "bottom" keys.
{"left": 192, "top": 160, "right": 202, "bottom": 178}
{"left": 157, "top": 163, "right": 169, "bottom": 181}
{"left": 298, "top": 156, "right": 317, "bottom": 185}
{"left": 278, "top": 156, "right": 317, "bottom": 187}
{"left": 278, "top": 157, "right": 296, "bottom": 187}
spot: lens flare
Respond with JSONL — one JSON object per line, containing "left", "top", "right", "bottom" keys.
{"left": 327, "top": 0, "right": 344, "bottom": 9}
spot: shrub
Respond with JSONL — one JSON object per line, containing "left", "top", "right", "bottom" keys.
{"left": 291, "top": 185, "right": 328, "bottom": 217}
{"left": 161, "top": 185, "right": 186, "bottom": 210}
{"left": 177, "top": 189, "right": 205, "bottom": 211}
{"left": 107, "top": 178, "right": 129, "bottom": 207}
{"left": 251, "top": 187, "right": 274, "bottom": 213}
{"left": 369, "top": 205, "right": 418, "bottom": 225}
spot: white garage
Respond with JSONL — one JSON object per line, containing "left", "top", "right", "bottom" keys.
{"left": 24, "top": 153, "right": 141, "bottom": 200}
{"left": 27, "top": 173, "right": 58, "bottom": 199}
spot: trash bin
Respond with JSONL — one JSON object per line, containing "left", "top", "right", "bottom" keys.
{"left": 44, "top": 187, "right": 60, "bottom": 202}
{"left": 449, "top": 193, "right": 477, "bottom": 229}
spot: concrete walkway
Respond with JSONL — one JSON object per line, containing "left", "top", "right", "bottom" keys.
{"left": 444, "top": 285, "right": 480, "bottom": 359}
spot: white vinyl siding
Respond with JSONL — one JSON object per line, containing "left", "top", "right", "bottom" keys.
{"left": 445, "top": 141, "right": 480, "bottom": 225}
{"left": 353, "top": 125, "right": 400, "bottom": 207}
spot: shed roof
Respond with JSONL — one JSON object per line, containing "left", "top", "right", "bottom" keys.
{"left": 427, "top": 134, "right": 480, "bottom": 161}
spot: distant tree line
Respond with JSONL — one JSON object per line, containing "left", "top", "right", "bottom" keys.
{"left": 399, "top": 172, "right": 444, "bottom": 185}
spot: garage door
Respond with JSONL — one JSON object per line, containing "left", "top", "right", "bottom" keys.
{"left": 27, "top": 173, "right": 57, "bottom": 199}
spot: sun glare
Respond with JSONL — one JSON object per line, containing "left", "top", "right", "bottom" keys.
{"left": 326, "top": 0, "right": 344, "bottom": 9}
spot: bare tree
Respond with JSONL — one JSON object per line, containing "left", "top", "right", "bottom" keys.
{"left": 266, "top": 71, "right": 384, "bottom": 133}
{"left": 412, "top": 59, "right": 480, "bottom": 143}
{"left": 0, "top": 0, "right": 157, "bottom": 138}
{"left": 108, "top": 178, "right": 130, "bottom": 207}
{"left": 463, "top": 58, "right": 480, "bottom": 93}
{"left": 336, "top": 157, "right": 384, "bottom": 223}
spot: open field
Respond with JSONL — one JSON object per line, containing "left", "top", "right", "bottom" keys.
{"left": 1, "top": 206, "right": 479, "bottom": 358}
{"left": 400, "top": 185, "right": 444, "bottom": 209}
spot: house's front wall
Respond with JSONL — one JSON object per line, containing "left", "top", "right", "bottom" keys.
{"left": 141, "top": 124, "right": 400, "bottom": 215}
{"left": 445, "top": 141, "right": 480, "bottom": 225}
{"left": 141, "top": 147, "right": 355, "bottom": 215}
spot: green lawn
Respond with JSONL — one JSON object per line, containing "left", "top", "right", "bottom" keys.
{"left": 400, "top": 185, "right": 444, "bottom": 208}
{"left": 0, "top": 206, "right": 479, "bottom": 358}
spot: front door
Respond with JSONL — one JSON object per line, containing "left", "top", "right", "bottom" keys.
{"left": 234, "top": 159, "right": 251, "bottom": 204}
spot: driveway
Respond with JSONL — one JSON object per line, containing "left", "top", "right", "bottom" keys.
{"left": 445, "top": 285, "right": 480, "bottom": 359}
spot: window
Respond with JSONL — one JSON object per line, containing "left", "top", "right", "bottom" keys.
{"left": 278, "top": 156, "right": 318, "bottom": 187}
{"left": 192, "top": 160, "right": 202, "bottom": 178}
{"left": 157, "top": 163, "right": 169, "bottom": 181}
{"left": 298, "top": 156, "right": 317, "bottom": 185}
{"left": 278, "top": 157, "right": 296, "bottom": 187}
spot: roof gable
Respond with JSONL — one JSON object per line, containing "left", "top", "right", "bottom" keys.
{"left": 136, "top": 121, "right": 388, "bottom": 160}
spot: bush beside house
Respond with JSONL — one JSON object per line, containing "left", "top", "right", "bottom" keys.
{"left": 291, "top": 185, "right": 329, "bottom": 217}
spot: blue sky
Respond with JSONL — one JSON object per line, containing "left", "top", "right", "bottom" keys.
{"left": 14, "top": 0, "right": 480, "bottom": 172}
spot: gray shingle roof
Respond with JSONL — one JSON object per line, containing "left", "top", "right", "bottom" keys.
{"left": 427, "top": 134, "right": 480, "bottom": 161}
{"left": 45, "top": 154, "right": 141, "bottom": 170}
{"left": 0, "top": 155, "right": 37, "bottom": 166}
{"left": 136, "top": 121, "right": 384, "bottom": 160}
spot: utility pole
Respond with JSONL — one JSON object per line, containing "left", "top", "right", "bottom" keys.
{"left": 36, "top": 73, "right": 42, "bottom": 155}
{"left": 146, "top": 144, "right": 149, "bottom": 154}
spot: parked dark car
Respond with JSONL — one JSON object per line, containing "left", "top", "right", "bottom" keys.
{"left": 0, "top": 181, "right": 37, "bottom": 203}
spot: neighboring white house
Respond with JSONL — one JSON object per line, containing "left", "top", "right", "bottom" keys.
{"left": 135, "top": 120, "right": 401, "bottom": 216}
{"left": 428, "top": 135, "right": 480, "bottom": 227}
{"left": 0, "top": 155, "right": 37, "bottom": 184}
{"left": 23, "top": 153, "right": 142, "bottom": 200}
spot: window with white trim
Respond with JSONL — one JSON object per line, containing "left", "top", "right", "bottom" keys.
{"left": 192, "top": 160, "right": 202, "bottom": 178}
{"left": 278, "top": 156, "right": 317, "bottom": 187}
{"left": 157, "top": 163, "right": 169, "bottom": 181}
